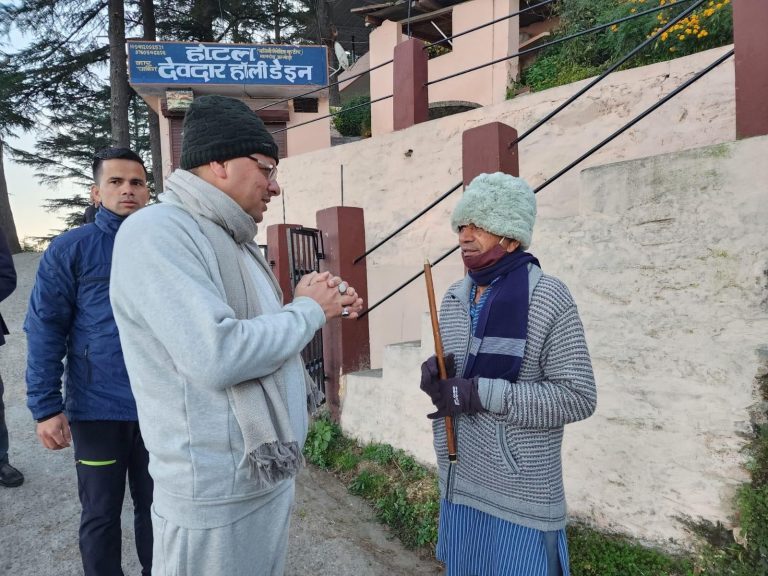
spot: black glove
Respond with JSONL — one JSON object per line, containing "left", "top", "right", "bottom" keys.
{"left": 420, "top": 354, "right": 456, "bottom": 405}
{"left": 427, "top": 376, "right": 483, "bottom": 420}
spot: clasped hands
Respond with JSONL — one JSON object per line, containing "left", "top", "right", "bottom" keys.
{"left": 294, "top": 271, "right": 364, "bottom": 320}
{"left": 419, "top": 353, "right": 483, "bottom": 419}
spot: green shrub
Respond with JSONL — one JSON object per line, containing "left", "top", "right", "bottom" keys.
{"left": 518, "top": 0, "right": 733, "bottom": 95}
{"left": 362, "top": 443, "right": 395, "bottom": 465}
{"left": 304, "top": 414, "right": 340, "bottom": 467}
{"left": 303, "top": 412, "right": 768, "bottom": 574}
{"left": 567, "top": 524, "right": 694, "bottom": 575}
{"left": 332, "top": 95, "right": 371, "bottom": 137}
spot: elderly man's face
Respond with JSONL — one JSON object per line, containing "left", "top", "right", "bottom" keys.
{"left": 458, "top": 223, "right": 518, "bottom": 256}
{"left": 217, "top": 153, "right": 281, "bottom": 222}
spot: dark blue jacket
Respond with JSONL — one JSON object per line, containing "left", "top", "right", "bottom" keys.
{"left": 25, "top": 208, "right": 138, "bottom": 421}
{"left": 0, "top": 227, "right": 17, "bottom": 346}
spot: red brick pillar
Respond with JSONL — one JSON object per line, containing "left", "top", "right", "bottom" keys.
{"left": 393, "top": 38, "right": 429, "bottom": 131}
{"left": 733, "top": 0, "right": 768, "bottom": 139}
{"left": 266, "top": 223, "right": 300, "bottom": 304}
{"left": 316, "top": 207, "right": 371, "bottom": 421}
{"left": 462, "top": 122, "right": 520, "bottom": 186}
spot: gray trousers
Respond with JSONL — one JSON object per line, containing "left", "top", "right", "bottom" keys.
{"left": 151, "top": 481, "right": 295, "bottom": 576}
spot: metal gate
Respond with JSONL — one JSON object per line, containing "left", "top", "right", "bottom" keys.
{"left": 287, "top": 227, "right": 326, "bottom": 397}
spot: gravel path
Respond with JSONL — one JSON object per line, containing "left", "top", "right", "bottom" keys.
{"left": 0, "top": 252, "right": 442, "bottom": 576}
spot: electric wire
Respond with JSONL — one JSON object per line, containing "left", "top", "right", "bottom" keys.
{"left": 508, "top": 0, "right": 706, "bottom": 150}
{"left": 359, "top": 49, "right": 734, "bottom": 317}
{"left": 269, "top": 93, "right": 391, "bottom": 134}
{"left": 426, "top": 0, "right": 697, "bottom": 87}
{"left": 428, "top": 0, "right": 558, "bottom": 48}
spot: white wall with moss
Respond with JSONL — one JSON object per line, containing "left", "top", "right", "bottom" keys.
{"left": 258, "top": 45, "right": 737, "bottom": 370}
{"left": 341, "top": 135, "right": 768, "bottom": 546}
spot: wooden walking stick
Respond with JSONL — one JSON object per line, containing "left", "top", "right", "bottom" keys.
{"left": 424, "top": 259, "right": 458, "bottom": 463}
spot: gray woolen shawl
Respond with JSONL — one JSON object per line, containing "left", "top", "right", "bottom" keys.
{"left": 162, "top": 169, "right": 322, "bottom": 489}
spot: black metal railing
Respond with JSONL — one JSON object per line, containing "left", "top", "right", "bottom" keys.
{"left": 359, "top": 48, "right": 732, "bottom": 318}
{"left": 426, "top": 0, "right": 698, "bottom": 87}
{"left": 352, "top": 182, "right": 463, "bottom": 265}
{"left": 428, "top": 0, "right": 558, "bottom": 49}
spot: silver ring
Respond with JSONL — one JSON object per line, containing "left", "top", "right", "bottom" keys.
{"left": 338, "top": 281, "right": 349, "bottom": 294}
{"left": 341, "top": 307, "right": 350, "bottom": 317}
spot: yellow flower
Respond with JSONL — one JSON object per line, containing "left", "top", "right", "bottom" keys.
{"left": 660, "top": 0, "right": 666, "bottom": 4}
{"left": 670, "top": 46, "right": 676, "bottom": 52}
{"left": 715, "top": 2, "right": 722, "bottom": 8}
{"left": 661, "top": 32, "right": 669, "bottom": 40}
{"left": 611, "top": 24, "right": 619, "bottom": 32}
{"left": 678, "top": 34, "right": 686, "bottom": 40}
{"left": 699, "top": 29, "right": 708, "bottom": 37}
{"left": 630, "top": 7, "right": 637, "bottom": 12}
{"left": 685, "top": 28, "right": 692, "bottom": 34}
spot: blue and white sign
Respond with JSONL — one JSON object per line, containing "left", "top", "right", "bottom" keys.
{"left": 128, "top": 41, "right": 328, "bottom": 86}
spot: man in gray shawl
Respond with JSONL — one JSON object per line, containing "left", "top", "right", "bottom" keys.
{"left": 110, "top": 94, "right": 363, "bottom": 576}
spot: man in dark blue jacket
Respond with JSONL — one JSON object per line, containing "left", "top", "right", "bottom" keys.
{"left": 25, "top": 147, "right": 153, "bottom": 576}
{"left": 0, "top": 225, "right": 23, "bottom": 487}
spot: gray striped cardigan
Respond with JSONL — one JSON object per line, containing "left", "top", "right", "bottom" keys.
{"left": 433, "top": 268, "right": 596, "bottom": 532}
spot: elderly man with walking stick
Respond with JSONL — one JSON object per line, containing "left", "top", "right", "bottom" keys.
{"left": 420, "top": 172, "right": 597, "bottom": 576}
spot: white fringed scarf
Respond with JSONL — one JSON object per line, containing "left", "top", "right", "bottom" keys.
{"left": 162, "top": 169, "right": 321, "bottom": 489}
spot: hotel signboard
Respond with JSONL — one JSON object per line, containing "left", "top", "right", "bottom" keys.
{"left": 127, "top": 41, "right": 328, "bottom": 87}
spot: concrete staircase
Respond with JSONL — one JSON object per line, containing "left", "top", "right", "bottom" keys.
{"left": 340, "top": 313, "right": 437, "bottom": 467}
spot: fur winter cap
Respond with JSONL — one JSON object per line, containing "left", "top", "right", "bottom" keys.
{"left": 180, "top": 95, "right": 279, "bottom": 169}
{"left": 451, "top": 172, "right": 537, "bottom": 250}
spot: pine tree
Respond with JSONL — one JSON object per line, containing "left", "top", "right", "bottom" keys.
{"left": 156, "top": 0, "right": 311, "bottom": 44}
{"left": 9, "top": 85, "right": 154, "bottom": 232}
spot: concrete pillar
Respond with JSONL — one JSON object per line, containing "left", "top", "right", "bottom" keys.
{"left": 393, "top": 38, "right": 429, "bottom": 131}
{"left": 370, "top": 20, "right": 400, "bottom": 136}
{"left": 266, "top": 223, "right": 301, "bottom": 304}
{"left": 316, "top": 207, "right": 371, "bottom": 421}
{"left": 462, "top": 122, "right": 519, "bottom": 186}
{"left": 733, "top": 0, "right": 768, "bottom": 139}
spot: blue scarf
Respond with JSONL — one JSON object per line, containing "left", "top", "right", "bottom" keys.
{"left": 462, "top": 251, "right": 540, "bottom": 382}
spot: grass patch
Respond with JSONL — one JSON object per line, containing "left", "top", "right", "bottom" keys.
{"left": 568, "top": 523, "right": 694, "bottom": 575}
{"left": 304, "top": 411, "right": 768, "bottom": 573}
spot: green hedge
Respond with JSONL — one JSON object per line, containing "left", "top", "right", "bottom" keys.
{"left": 303, "top": 412, "right": 768, "bottom": 574}
{"left": 519, "top": 0, "right": 733, "bottom": 94}
{"left": 332, "top": 95, "right": 371, "bottom": 137}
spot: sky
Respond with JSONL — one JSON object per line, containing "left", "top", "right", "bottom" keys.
{"left": 6, "top": 132, "right": 81, "bottom": 241}
{"left": 4, "top": 26, "right": 89, "bottom": 243}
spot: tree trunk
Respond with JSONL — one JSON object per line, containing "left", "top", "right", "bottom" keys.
{"left": 273, "top": 0, "right": 281, "bottom": 43}
{"left": 315, "top": 0, "right": 340, "bottom": 105}
{"left": 0, "top": 140, "right": 22, "bottom": 254}
{"left": 192, "top": 0, "right": 217, "bottom": 41}
{"left": 141, "top": 0, "right": 164, "bottom": 194}
{"left": 109, "top": 0, "right": 131, "bottom": 147}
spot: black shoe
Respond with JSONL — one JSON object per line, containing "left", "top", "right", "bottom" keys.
{"left": 0, "top": 462, "right": 24, "bottom": 487}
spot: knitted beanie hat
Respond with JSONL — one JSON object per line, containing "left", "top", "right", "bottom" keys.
{"left": 451, "top": 172, "right": 537, "bottom": 250}
{"left": 180, "top": 95, "right": 279, "bottom": 169}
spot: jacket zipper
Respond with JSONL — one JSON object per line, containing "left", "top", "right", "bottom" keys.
{"left": 84, "top": 345, "right": 91, "bottom": 387}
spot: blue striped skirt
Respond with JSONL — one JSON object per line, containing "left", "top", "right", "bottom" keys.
{"left": 436, "top": 500, "right": 570, "bottom": 576}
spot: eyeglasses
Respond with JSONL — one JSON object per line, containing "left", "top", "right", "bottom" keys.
{"left": 246, "top": 156, "right": 278, "bottom": 181}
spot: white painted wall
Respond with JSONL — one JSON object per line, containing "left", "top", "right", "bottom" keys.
{"left": 367, "top": 0, "right": 520, "bottom": 136}
{"left": 340, "top": 135, "right": 768, "bottom": 546}
{"left": 258, "top": 46, "right": 737, "bottom": 371}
